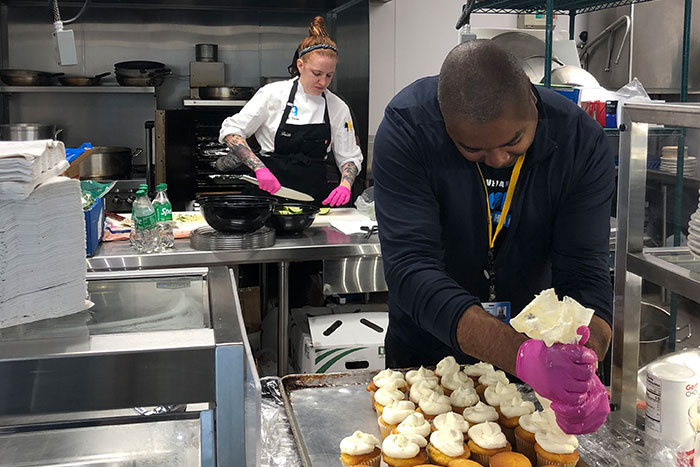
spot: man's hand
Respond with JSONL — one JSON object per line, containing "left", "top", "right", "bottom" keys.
{"left": 516, "top": 327, "right": 598, "bottom": 405}
{"left": 551, "top": 376, "right": 610, "bottom": 434}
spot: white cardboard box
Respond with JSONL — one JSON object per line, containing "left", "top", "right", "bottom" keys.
{"left": 291, "top": 310, "right": 388, "bottom": 373}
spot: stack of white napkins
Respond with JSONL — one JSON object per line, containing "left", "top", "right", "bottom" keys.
{"left": 0, "top": 140, "right": 69, "bottom": 200}
{"left": 0, "top": 176, "right": 89, "bottom": 328}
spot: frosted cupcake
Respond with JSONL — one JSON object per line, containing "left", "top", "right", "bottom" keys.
{"left": 379, "top": 399, "right": 416, "bottom": 439}
{"left": 382, "top": 433, "right": 429, "bottom": 467}
{"left": 418, "top": 391, "right": 453, "bottom": 421}
{"left": 514, "top": 411, "right": 551, "bottom": 465}
{"left": 440, "top": 370, "right": 473, "bottom": 396}
{"left": 435, "top": 356, "right": 461, "bottom": 382}
{"left": 339, "top": 431, "right": 382, "bottom": 467}
{"left": 432, "top": 412, "right": 470, "bottom": 439}
{"left": 483, "top": 382, "right": 519, "bottom": 415}
{"left": 497, "top": 395, "right": 535, "bottom": 447}
{"left": 406, "top": 366, "right": 438, "bottom": 389}
{"left": 410, "top": 378, "right": 445, "bottom": 404}
{"left": 395, "top": 412, "right": 432, "bottom": 438}
{"left": 534, "top": 428, "right": 579, "bottom": 467}
{"left": 375, "top": 380, "right": 407, "bottom": 416}
{"left": 428, "top": 428, "right": 472, "bottom": 465}
{"left": 450, "top": 385, "right": 480, "bottom": 415}
{"left": 463, "top": 362, "right": 494, "bottom": 383}
{"left": 462, "top": 402, "right": 499, "bottom": 426}
{"left": 488, "top": 451, "right": 532, "bottom": 467}
{"left": 466, "top": 422, "right": 512, "bottom": 466}
{"left": 367, "top": 369, "right": 406, "bottom": 409}
{"left": 476, "top": 370, "right": 509, "bottom": 400}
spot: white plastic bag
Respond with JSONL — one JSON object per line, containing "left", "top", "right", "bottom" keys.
{"left": 354, "top": 186, "right": 375, "bottom": 220}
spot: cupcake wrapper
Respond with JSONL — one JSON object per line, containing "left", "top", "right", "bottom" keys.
{"left": 535, "top": 452, "right": 577, "bottom": 467}
{"left": 378, "top": 419, "right": 393, "bottom": 440}
{"left": 469, "top": 451, "right": 491, "bottom": 466}
{"left": 514, "top": 432, "right": 536, "bottom": 465}
{"left": 341, "top": 455, "right": 381, "bottom": 467}
{"left": 501, "top": 425, "right": 516, "bottom": 450}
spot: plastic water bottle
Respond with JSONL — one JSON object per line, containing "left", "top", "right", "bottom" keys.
{"left": 130, "top": 184, "right": 149, "bottom": 247}
{"left": 152, "top": 183, "right": 174, "bottom": 249}
{"left": 132, "top": 190, "right": 160, "bottom": 253}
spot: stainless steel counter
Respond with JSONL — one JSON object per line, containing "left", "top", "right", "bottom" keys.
{"left": 87, "top": 227, "right": 381, "bottom": 272}
{"left": 87, "top": 226, "right": 383, "bottom": 376}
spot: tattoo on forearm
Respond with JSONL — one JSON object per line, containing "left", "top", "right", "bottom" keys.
{"left": 340, "top": 162, "right": 358, "bottom": 187}
{"left": 215, "top": 134, "right": 266, "bottom": 172}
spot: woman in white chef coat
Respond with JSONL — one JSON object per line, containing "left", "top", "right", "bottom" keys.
{"left": 215, "top": 16, "right": 363, "bottom": 207}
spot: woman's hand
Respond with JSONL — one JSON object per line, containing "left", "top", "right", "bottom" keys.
{"left": 322, "top": 185, "right": 351, "bottom": 206}
{"left": 255, "top": 168, "right": 281, "bottom": 194}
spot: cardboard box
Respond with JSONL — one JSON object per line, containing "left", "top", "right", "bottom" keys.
{"left": 291, "top": 311, "right": 388, "bottom": 373}
{"left": 238, "top": 286, "right": 261, "bottom": 333}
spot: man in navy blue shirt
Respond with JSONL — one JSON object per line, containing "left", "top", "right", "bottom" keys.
{"left": 374, "top": 41, "right": 613, "bottom": 378}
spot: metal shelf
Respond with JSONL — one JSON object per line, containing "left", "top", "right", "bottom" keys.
{"left": 183, "top": 99, "right": 248, "bottom": 107}
{"left": 472, "top": 0, "right": 656, "bottom": 14}
{"left": 0, "top": 86, "right": 155, "bottom": 94}
{"left": 627, "top": 248, "right": 700, "bottom": 304}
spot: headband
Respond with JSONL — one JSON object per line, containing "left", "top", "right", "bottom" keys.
{"left": 298, "top": 43, "right": 338, "bottom": 58}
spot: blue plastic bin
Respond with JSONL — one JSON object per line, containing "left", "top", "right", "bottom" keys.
{"left": 85, "top": 197, "right": 105, "bottom": 256}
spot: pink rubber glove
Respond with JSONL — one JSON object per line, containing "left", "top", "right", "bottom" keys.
{"left": 255, "top": 168, "right": 281, "bottom": 194}
{"left": 516, "top": 326, "right": 598, "bottom": 405}
{"left": 322, "top": 185, "right": 351, "bottom": 207}
{"left": 551, "top": 376, "right": 610, "bottom": 434}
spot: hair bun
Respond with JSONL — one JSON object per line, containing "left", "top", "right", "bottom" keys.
{"left": 309, "top": 16, "right": 329, "bottom": 37}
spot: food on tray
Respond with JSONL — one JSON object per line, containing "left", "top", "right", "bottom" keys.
{"left": 339, "top": 430, "right": 382, "bottom": 467}
{"left": 533, "top": 427, "right": 579, "bottom": 467}
{"left": 427, "top": 428, "right": 471, "bottom": 465}
{"left": 395, "top": 412, "right": 432, "bottom": 438}
{"left": 446, "top": 460, "right": 482, "bottom": 467}
{"left": 510, "top": 288, "right": 594, "bottom": 346}
{"left": 514, "top": 411, "right": 551, "bottom": 465}
{"left": 418, "top": 391, "right": 452, "bottom": 421}
{"left": 380, "top": 400, "right": 417, "bottom": 439}
{"left": 435, "top": 356, "right": 461, "bottom": 381}
{"left": 463, "top": 362, "right": 494, "bottom": 383}
{"left": 382, "top": 433, "right": 429, "bottom": 466}
{"left": 450, "top": 385, "right": 480, "bottom": 415}
{"left": 498, "top": 394, "right": 535, "bottom": 447}
{"left": 440, "top": 370, "right": 472, "bottom": 396}
{"left": 432, "top": 412, "right": 470, "bottom": 436}
{"left": 462, "top": 402, "right": 499, "bottom": 425}
{"left": 488, "top": 451, "right": 532, "bottom": 466}
{"left": 375, "top": 380, "right": 407, "bottom": 415}
{"left": 476, "top": 370, "right": 509, "bottom": 400}
{"left": 466, "top": 422, "right": 512, "bottom": 466}
{"left": 410, "top": 379, "right": 444, "bottom": 404}
{"left": 484, "top": 382, "right": 519, "bottom": 412}
{"left": 406, "top": 366, "right": 438, "bottom": 389}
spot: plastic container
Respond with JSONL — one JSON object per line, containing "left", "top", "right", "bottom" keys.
{"left": 85, "top": 197, "right": 105, "bottom": 256}
{"left": 152, "top": 183, "right": 174, "bottom": 249}
{"left": 132, "top": 189, "right": 160, "bottom": 253}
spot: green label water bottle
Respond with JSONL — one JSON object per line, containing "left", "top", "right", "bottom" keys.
{"left": 153, "top": 183, "right": 174, "bottom": 249}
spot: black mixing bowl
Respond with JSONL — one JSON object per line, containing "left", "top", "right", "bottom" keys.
{"left": 268, "top": 203, "right": 320, "bottom": 234}
{"left": 198, "top": 195, "right": 273, "bottom": 233}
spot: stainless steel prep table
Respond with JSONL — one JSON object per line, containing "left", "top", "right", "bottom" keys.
{"left": 88, "top": 227, "right": 384, "bottom": 376}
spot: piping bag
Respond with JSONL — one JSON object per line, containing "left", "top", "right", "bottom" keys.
{"left": 510, "top": 288, "right": 595, "bottom": 431}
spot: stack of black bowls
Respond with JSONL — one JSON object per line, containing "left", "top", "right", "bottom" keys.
{"left": 114, "top": 61, "right": 171, "bottom": 87}
{"left": 198, "top": 195, "right": 274, "bottom": 233}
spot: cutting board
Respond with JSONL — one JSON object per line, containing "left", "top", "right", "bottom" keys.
{"left": 311, "top": 208, "right": 372, "bottom": 227}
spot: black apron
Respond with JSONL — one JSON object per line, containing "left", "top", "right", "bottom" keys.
{"left": 260, "top": 79, "right": 332, "bottom": 205}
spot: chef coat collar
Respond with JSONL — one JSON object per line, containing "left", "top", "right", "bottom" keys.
{"left": 293, "top": 76, "right": 326, "bottom": 100}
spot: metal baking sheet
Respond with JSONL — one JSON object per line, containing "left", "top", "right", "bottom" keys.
{"left": 280, "top": 369, "right": 381, "bottom": 466}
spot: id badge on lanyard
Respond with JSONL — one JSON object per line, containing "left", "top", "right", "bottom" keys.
{"left": 476, "top": 155, "right": 525, "bottom": 304}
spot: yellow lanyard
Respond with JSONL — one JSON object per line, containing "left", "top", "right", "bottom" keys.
{"left": 476, "top": 155, "right": 525, "bottom": 249}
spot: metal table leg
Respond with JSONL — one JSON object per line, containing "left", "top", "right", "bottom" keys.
{"left": 278, "top": 261, "right": 290, "bottom": 376}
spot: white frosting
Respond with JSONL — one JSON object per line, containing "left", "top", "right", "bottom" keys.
{"left": 339, "top": 431, "right": 380, "bottom": 455}
{"left": 418, "top": 391, "right": 452, "bottom": 416}
{"left": 430, "top": 429, "right": 466, "bottom": 457}
{"left": 450, "top": 386, "right": 480, "bottom": 408}
{"left": 373, "top": 369, "right": 407, "bottom": 389}
{"left": 478, "top": 369, "right": 509, "bottom": 387}
{"left": 518, "top": 411, "right": 552, "bottom": 434}
{"left": 463, "top": 362, "right": 494, "bottom": 377}
{"left": 467, "top": 422, "right": 508, "bottom": 450}
{"left": 484, "top": 381, "right": 519, "bottom": 406}
{"left": 382, "top": 400, "right": 416, "bottom": 425}
{"left": 535, "top": 428, "right": 579, "bottom": 454}
{"left": 499, "top": 395, "right": 535, "bottom": 419}
{"left": 397, "top": 412, "right": 432, "bottom": 438}
{"left": 510, "top": 288, "right": 594, "bottom": 346}
{"left": 433, "top": 412, "right": 470, "bottom": 433}
{"left": 462, "top": 402, "right": 499, "bottom": 423}
{"left": 410, "top": 379, "right": 444, "bottom": 404}
{"left": 403, "top": 432, "right": 428, "bottom": 448}
{"left": 441, "top": 371, "right": 472, "bottom": 391}
{"left": 375, "top": 383, "right": 405, "bottom": 407}
{"left": 436, "top": 356, "right": 461, "bottom": 377}
{"left": 405, "top": 366, "right": 436, "bottom": 385}
{"left": 382, "top": 433, "right": 421, "bottom": 459}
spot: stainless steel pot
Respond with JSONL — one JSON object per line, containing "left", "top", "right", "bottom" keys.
{"left": 199, "top": 86, "right": 256, "bottom": 100}
{"left": 195, "top": 44, "right": 218, "bottom": 62}
{"left": 639, "top": 302, "right": 692, "bottom": 366}
{"left": 0, "top": 124, "right": 62, "bottom": 141}
{"left": 80, "top": 147, "right": 143, "bottom": 180}
{"left": 0, "top": 69, "right": 63, "bottom": 86}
